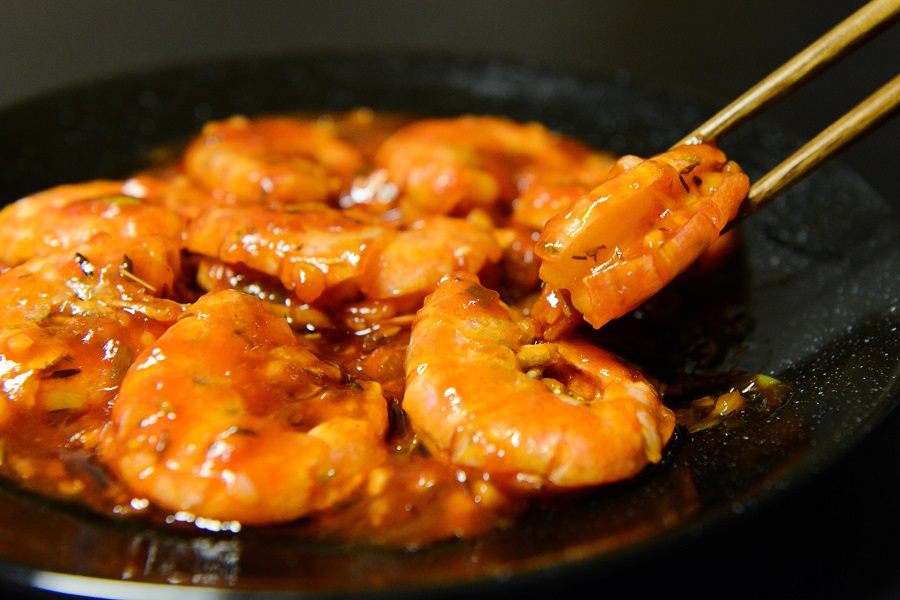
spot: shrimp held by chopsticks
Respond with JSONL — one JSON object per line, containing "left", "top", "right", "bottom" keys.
{"left": 535, "top": 143, "right": 749, "bottom": 332}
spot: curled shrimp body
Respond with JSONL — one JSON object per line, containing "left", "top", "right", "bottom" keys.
{"left": 536, "top": 143, "right": 749, "bottom": 331}
{"left": 185, "top": 205, "right": 390, "bottom": 304}
{"left": 358, "top": 215, "right": 503, "bottom": 303}
{"left": 183, "top": 116, "right": 366, "bottom": 206}
{"left": 0, "top": 180, "right": 187, "bottom": 269}
{"left": 195, "top": 257, "right": 335, "bottom": 332}
{"left": 373, "top": 115, "right": 612, "bottom": 221}
{"left": 123, "top": 175, "right": 223, "bottom": 222}
{"left": 403, "top": 271, "right": 676, "bottom": 490}
{"left": 186, "top": 206, "right": 504, "bottom": 306}
{"left": 99, "top": 289, "right": 390, "bottom": 525}
{"left": 0, "top": 235, "right": 185, "bottom": 439}
{"left": 511, "top": 155, "right": 616, "bottom": 231}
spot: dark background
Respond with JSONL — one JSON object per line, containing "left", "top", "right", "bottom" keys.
{"left": 0, "top": 1, "right": 898, "bottom": 599}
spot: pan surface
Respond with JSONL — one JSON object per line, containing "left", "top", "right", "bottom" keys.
{"left": 0, "top": 52, "right": 898, "bottom": 599}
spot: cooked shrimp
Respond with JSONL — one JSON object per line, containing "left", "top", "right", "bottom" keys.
{"left": 98, "top": 289, "right": 390, "bottom": 525}
{"left": 186, "top": 206, "right": 504, "bottom": 306}
{"left": 491, "top": 224, "right": 544, "bottom": 301}
{"left": 527, "top": 284, "right": 586, "bottom": 342}
{"left": 511, "top": 155, "right": 616, "bottom": 231}
{"left": 194, "top": 257, "right": 335, "bottom": 332}
{"left": 358, "top": 215, "right": 503, "bottom": 303}
{"left": 536, "top": 143, "right": 749, "bottom": 331}
{"left": 123, "top": 174, "right": 221, "bottom": 222}
{"left": 0, "top": 180, "right": 187, "bottom": 269}
{"left": 0, "top": 235, "right": 185, "bottom": 442}
{"left": 403, "top": 271, "right": 676, "bottom": 490}
{"left": 374, "top": 115, "right": 614, "bottom": 221}
{"left": 183, "top": 115, "right": 366, "bottom": 206}
{"left": 185, "top": 204, "right": 390, "bottom": 304}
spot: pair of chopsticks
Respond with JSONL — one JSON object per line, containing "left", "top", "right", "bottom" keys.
{"left": 672, "top": 0, "right": 899, "bottom": 217}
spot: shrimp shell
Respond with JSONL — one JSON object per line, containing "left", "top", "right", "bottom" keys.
{"left": 99, "top": 289, "right": 390, "bottom": 525}
{"left": 0, "top": 235, "right": 185, "bottom": 435}
{"left": 536, "top": 143, "right": 749, "bottom": 331}
{"left": 186, "top": 206, "right": 505, "bottom": 307}
{"left": 374, "top": 115, "right": 612, "bottom": 221}
{"left": 0, "top": 180, "right": 187, "bottom": 269}
{"left": 403, "top": 271, "right": 676, "bottom": 490}
{"left": 185, "top": 205, "right": 390, "bottom": 304}
{"left": 358, "top": 215, "right": 504, "bottom": 302}
{"left": 183, "top": 115, "right": 366, "bottom": 206}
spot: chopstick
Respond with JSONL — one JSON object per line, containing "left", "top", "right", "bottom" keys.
{"left": 746, "top": 73, "right": 899, "bottom": 212}
{"left": 671, "top": 0, "right": 900, "bottom": 215}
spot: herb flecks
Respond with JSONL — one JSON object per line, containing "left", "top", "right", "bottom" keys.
{"left": 678, "top": 160, "right": 700, "bottom": 193}
{"left": 46, "top": 368, "right": 82, "bottom": 379}
{"left": 119, "top": 255, "right": 157, "bottom": 292}
{"left": 75, "top": 253, "right": 95, "bottom": 277}
{"left": 572, "top": 245, "right": 606, "bottom": 262}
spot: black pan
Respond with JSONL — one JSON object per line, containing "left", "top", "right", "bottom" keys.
{"left": 0, "top": 52, "right": 898, "bottom": 599}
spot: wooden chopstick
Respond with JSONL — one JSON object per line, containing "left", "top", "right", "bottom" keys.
{"left": 673, "top": 0, "right": 900, "bottom": 148}
{"left": 745, "top": 73, "right": 899, "bottom": 213}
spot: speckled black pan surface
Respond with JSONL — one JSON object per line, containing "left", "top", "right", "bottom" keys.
{"left": 0, "top": 52, "right": 898, "bottom": 599}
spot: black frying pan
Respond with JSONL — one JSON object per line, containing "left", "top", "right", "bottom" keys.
{"left": 0, "top": 52, "right": 898, "bottom": 599}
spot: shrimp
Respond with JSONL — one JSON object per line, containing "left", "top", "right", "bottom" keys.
{"left": 98, "top": 289, "right": 390, "bottom": 525}
{"left": 536, "top": 143, "right": 750, "bottom": 332}
{"left": 491, "top": 224, "right": 544, "bottom": 301}
{"left": 373, "top": 115, "right": 615, "bottom": 221}
{"left": 0, "top": 179, "right": 187, "bottom": 269}
{"left": 194, "top": 257, "right": 336, "bottom": 332}
{"left": 511, "top": 155, "right": 616, "bottom": 231}
{"left": 182, "top": 115, "right": 367, "bottom": 207}
{"left": 358, "top": 215, "right": 503, "bottom": 303}
{"left": 185, "top": 204, "right": 390, "bottom": 304}
{"left": 403, "top": 271, "right": 676, "bottom": 490}
{"left": 0, "top": 235, "right": 185, "bottom": 443}
{"left": 186, "top": 205, "right": 504, "bottom": 306}
{"left": 123, "top": 174, "right": 222, "bottom": 222}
